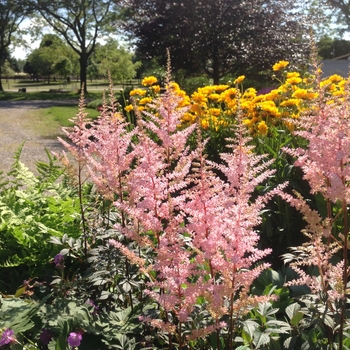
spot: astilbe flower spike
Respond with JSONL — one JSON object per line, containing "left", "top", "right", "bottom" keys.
{"left": 62, "top": 74, "right": 279, "bottom": 349}
{"left": 282, "top": 61, "right": 350, "bottom": 349}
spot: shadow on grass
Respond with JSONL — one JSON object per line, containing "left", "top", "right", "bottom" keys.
{"left": 0, "top": 91, "right": 103, "bottom": 102}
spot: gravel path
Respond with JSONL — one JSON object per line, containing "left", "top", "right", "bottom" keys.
{"left": 0, "top": 100, "right": 78, "bottom": 174}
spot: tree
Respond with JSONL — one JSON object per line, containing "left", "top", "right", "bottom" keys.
{"left": 317, "top": 35, "right": 350, "bottom": 58}
{"left": 28, "top": 34, "right": 77, "bottom": 83}
{"left": 1, "top": 59, "right": 15, "bottom": 82}
{"left": 90, "top": 39, "right": 141, "bottom": 83}
{"left": 29, "top": 0, "right": 119, "bottom": 93}
{"left": 121, "top": 0, "right": 309, "bottom": 84}
{"left": 320, "top": 0, "right": 350, "bottom": 35}
{"left": 0, "top": 0, "right": 31, "bottom": 91}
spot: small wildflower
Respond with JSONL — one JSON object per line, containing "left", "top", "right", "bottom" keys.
{"left": 272, "top": 60, "right": 289, "bottom": 71}
{"left": 67, "top": 331, "right": 83, "bottom": 348}
{"left": 142, "top": 76, "right": 158, "bottom": 86}
{"left": 0, "top": 329, "right": 16, "bottom": 346}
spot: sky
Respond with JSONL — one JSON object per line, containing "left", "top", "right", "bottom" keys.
{"left": 11, "top": 19, "right": 125, "bottom": 60}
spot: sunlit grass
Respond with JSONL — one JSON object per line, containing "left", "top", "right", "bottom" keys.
{"left": 21, "top": 105, "right": 100, "bottom": 138}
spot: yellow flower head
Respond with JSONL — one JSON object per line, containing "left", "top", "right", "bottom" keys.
{"left": 286, "top": 72, "right": 300, "bottom": 79}
{"left": 142, "top": 76, "right": 158, "bottom": 86}
{"left": 272, "top": 60, "right": 289, "bottom": 71}
{"left": 242, "top": 88, "right": 257, "bottom": 100}
{"left": 208, "top": 93, "right": 221, "bottom": 100}
{"left": 220, "top": 88, "right": 238, "bottom": 104}
{"left": 258, "top": 100, "right": 279, "bottom": 115}
{"left": 280, "top": 99, "right": 300, "bottom": 107}
{"left": 257, "top": 120, "right": 268, "bottom": 136}
{"left": 201, "top": 118, "right": 210, "bottom": 130}
{"left": 124, "top": 104, "right": 134, "bottom": 112}
{"left": 130, "top": 89, "right": 147, "bottom": 97}
{"left": 151, "top": 85, "right": 161, "bottom": 94}
{"left": 213, "top": 84, "right": 229, "bottom": 92}
{"left": 208, "top": 108, "right": 221, "bottom": 117}
{"left": 181, "top": 112, "right": 196, "bottom": 124}
{"left": 139, "top": 97, "right": 153, "bottom": 105}
{"left": 191, "top": 91, "right": 208, "bottom": 105}
{"left": 286, "top": 77, "right": 302, "bottom": 85}
{"left": 169, "top": 82, "right": 181, "bottom": 92}
{"left": 234, "top": 75, "right": 245, "bottom": 84}
{"left": 292, "top": 88, "right": 308, "bottom": 99}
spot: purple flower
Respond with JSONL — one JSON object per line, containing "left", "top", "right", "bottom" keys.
{"left": 40, "top": 328, "right": 53, "bottom": 345}
{"left": 0, "top": 328, "right": 16, "bottom": 346}
{"left": 86, "top": 299, "right": 99, "bottom": 314}
{"left": 67, "top": 331, "right": 83, "bottom": 347}
{"left": 257, "top": 87, "right": 274, "bottom": 96}
{"left": 54, "top": 254, "right": 64, "bottom": 268}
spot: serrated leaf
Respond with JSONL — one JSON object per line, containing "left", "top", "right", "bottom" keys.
{"left": 253, "top": 331, "right": 270, "bottom": 348}
{"left": 284, "top": 336, "right": 297, "bottom": 349}
{"left": 242, "top": 320, "right": 259, "bottom": 338}
{"left": 286, "top": 303, "right": 301, "bottom": 320}
{"left": 290, "top": 311, "right": 303, "bottom": 327}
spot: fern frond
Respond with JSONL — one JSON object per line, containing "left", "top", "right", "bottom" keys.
{"left": 36, "top": 149, "right": 65, "bottom": 183}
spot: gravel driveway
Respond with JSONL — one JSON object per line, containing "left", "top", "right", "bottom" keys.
{"left": 0, "top": 100, "right": 78, "bottom": 174}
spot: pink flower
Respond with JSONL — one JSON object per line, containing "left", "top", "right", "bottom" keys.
{"left": 67, "top": 331, "right": 83, "bottom": 347}
{"left": 0, "top": 328, "right": 16, "bottom": 346}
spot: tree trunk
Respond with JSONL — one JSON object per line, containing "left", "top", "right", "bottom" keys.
{"left": 212, "top": 54, "right": 220, "bottom": 85}
{"left": 79, "top": 53, "right": 88, "bottom": 94}
{"left": 0, "top": 69, "right": 4, "bottom": 92}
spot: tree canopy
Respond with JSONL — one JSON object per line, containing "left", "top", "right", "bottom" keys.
{"left": 88, "top": 39, "right": 141, "bottom": 82}
{"left": 29, "top": 0, "right": 119, "bottom": 92}
{"left": 0, "top": 0, "right": 31, "bottom": 91}
{"left": 26, "top": 34, "right": 78, "bottom": 83}
{"left": 121, "top": 0, "right": 309, "bottom": 84}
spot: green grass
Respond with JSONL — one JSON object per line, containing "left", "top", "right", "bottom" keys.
{"left": 18, "top": 105, "right": 101, "bottom": 139}
{"left": 45, "top": 105, "right": 100, "bottom": 128}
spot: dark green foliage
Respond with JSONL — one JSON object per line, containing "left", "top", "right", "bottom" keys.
{"left": 122, "top": 0, "right": 309, "bottom": 84}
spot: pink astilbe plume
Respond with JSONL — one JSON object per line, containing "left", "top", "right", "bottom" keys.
{"left": 61, "top": 75, "right": 280, "bottom": 348}
{"left": 58, "top": 90, "right": 94, "bottom": 177}
{"left": 279, "top": 191, "right": 342, "bottom": 300}
{"left": 82, "top": 109, "right": 138, "bottom": 202}
{"left": 282, "top": 64, "right": 350, "bottom": 348}
{"left": 183, "top": 112, "right": 276, "bottom": 345}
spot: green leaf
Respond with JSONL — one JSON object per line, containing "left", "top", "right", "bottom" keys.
{"left": 253, "top": 331, "right": 270, "bottom": 348}
{"left": 242, "top": 320, "right": 259, "bottom": 339}
{"left": 285, "top": 302, "right": 301, "bottom": 320}
{"left": 14, "top": 286, "right": 26, "bottom": 298}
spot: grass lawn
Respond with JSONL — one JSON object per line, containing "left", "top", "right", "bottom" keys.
{"left": 45, "top": 105, "right": 101, "bottom": 127}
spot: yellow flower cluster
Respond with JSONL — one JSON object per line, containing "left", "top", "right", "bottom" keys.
{"left": 124, "top": 63, "right": 347, "bottom": 137}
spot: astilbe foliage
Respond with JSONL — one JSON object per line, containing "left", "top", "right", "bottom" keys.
{"left": 63, "top": 77, "right": 279, "bottom": 349}
{"left": 282, "top": 65, "right": 350, "bottom": 349}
